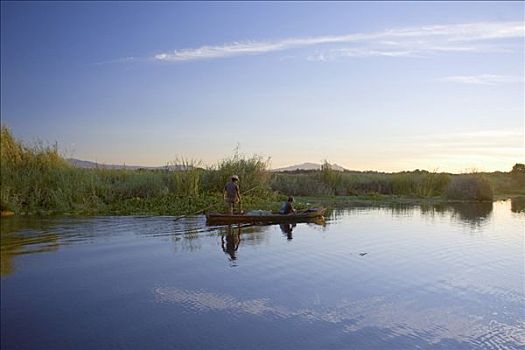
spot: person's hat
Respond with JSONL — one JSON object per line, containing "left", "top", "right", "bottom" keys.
{"left": 231, "top": 175, "right": 239, "bottom": 180}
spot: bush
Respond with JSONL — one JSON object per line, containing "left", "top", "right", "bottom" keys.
{"left": 1, "top": 126, "right": 72, "bottom": 212}
{"left": 169, "top": 158, "right": 202, "bottom": 197}
{"left": 201, "top": 152, "right": 271, "bottom": 196}
{"left": 270, "top": 173, "right": 333, "bottom": 196}
{"left": 511, "top": 163, "right": 525, "bottom": 187}
{"left": 445, "top": 175, "right": 493, "bottom": 201}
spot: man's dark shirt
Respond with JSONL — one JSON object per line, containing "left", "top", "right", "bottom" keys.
{"left": 279, "top": 201, "right": 294, "bottom": 214}
{"left": 224, "top": 182, "right": 239, "bottom": 201}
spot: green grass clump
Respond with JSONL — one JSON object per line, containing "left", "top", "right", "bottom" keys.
{"left": 271, "top": 168, "right": 451, "bottom": 198}
{"left": 0, "top": 126, "right": 275, "bottom": 215}
{"left": 201, "top": 151, "right": 271, "bottom": 196}
{"left": 1, "top": 125, "right": 73, "bottom": 213}
{"left": 445, "top": 175, "right": 493, "bottom": 201}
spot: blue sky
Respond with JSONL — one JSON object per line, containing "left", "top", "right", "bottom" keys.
{"left": 1, "top": 1, "right": 523, "bottom": 172}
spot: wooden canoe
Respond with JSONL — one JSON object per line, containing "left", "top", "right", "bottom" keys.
{"left": 205, "top": 208, "right": 326, "bottom": 225}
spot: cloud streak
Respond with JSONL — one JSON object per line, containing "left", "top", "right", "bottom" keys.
{"left": 440, "top": 74, "right": 523, "bottom": 85}
{"left": 154, "top": 21, "right": 524, "bottom": 62}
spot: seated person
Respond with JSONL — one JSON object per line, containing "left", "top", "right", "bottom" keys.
{"left": 279, "top": 196, "right": 297, "bottom": 215}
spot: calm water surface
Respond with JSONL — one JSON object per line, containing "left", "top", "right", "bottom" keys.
{"left": 1, "top": 200, "right": 524, "bottom": 349}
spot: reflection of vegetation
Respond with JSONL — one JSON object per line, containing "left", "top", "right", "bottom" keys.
{"left": 221, "top": 224, "right": 268, "bottom": 246}
{"left": 171, "top": 219, "right": 204, "bottom": 253}
{"left": 339, "top": 202, "right": 494, "bottom": 227}
{"left": 414, "top": 202, "right": 493, "bottom": 227}
{"left": 437, "top": 202, "right": 493, "bottom": 227}
{"left": 0, "top": 218, "right": 59, "bottom": 276}
{"left": 511, "top": 196, "right": 525, "bottom": 213}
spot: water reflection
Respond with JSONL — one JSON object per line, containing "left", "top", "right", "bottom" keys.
{"left": 279, "top": 223, "right": 296, "bottom": 240}
{"left": 0, "top": 201, "right": 503, "bottom": 277}
{"left": 171, "top": 217, "right": 204, "bottom": 253}
{"left": 422, "top": 201, "right": 493, "bottom": 228}
{"left": 0, "top": 218, "right": 60, "bottom": 276}
{"left": 511, "top": 196, "right": 525, "bottom": 213}
{"left": 153, "top": 283, "right": 525, "bottom": 348}
{"left": 221, "top": 225, "right": 242, "bottom": 263}
{"left": 334, "top": 201, "right": 495, "bottom": 228}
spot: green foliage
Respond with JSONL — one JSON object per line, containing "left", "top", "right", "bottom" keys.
{"left": 2, "top": 126, "right": 519, "bottom": 216}
{"left": 510, "top": 163, "right": 525, "bottom": 188}
{"left": 1, "top": 125, "right": 72, "bottom": 212}
{"left": 270, "top": 173, "right": 333, "bottom": 196}
{"left": 170, "top": 158, "right": 202, "bottom": 197}
{"left": 0, "top": 127, "right": 274, "bottom": 215}
{"left": 481, "top": 164, "right": 525, "bottom": 196}
{"left": 319, "top": 161, "right": 344, "bottom": 194}
{"left": 511, "top": 163, "right": 525, "bottom": 174}
{"left": 272, "top": 168, "right": 450, "bottom": 198}
{"left": 391, "top": 171, "right": 450, "bottom": 197}
{"left": 445, "top": 175, "right": 493, "bottom": 201}
{"left": 201, "top": 151, "right": 271, "bottom": 196}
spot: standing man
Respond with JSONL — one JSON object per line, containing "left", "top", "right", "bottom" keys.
{"left": 224, "top": 175, "right": 241, "bottom": 214}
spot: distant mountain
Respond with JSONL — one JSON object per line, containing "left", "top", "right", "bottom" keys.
{"left": 273, "top": 162, "right": 347, "bottom": 172}
{"left": 67, "top": 158, "right": 188, "bottom": 171}
{"left": 68, "top": 158, "right": 346, "bottom": 172}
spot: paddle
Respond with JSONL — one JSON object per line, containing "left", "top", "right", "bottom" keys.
{"left": 173, "top": 204, "right": 216, "bottom": 221}
{"left": 174, "top": 185, "right": 261, "bottom": 221}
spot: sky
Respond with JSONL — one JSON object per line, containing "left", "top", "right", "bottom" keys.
{"left": 1, "top": 1, "right": 524, "bottom": 172}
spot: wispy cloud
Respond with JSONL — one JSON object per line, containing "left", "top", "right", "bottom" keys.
{"left": 153, "top": 21, "right": 524, "bottom": 62}
{"left": 153, "top": 285, "right": 525, "bottom": 345}
{"left": 94, "top": 56, "right": 138, "bottom": 65}
{"left": 414, "top": 129, "right": 524, "bottom": 139}
{"left": 440, "top": 74, "right": 523, "bottom": 85}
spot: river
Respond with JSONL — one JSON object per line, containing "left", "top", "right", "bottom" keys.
{"left": 1, "top": 200, "right": 523, "bottom": 349}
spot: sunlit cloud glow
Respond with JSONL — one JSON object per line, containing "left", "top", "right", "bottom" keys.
{"left": 396, "top": 129, "right": 525, "bottom": 172}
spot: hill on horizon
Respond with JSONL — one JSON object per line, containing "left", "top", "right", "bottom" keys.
{"left": 68, "top": 159, "right": 349, "bottom": 172}
{"left": 272, "top": 162, "right": 347, "bottom": 172}
{"left": 67, "top": 158, "right": 188, "bottom": 171}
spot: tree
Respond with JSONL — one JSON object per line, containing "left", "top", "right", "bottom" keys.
{"left": 511, "top": 163, "right": 525, "bottom": 174}
{"left": 511, "top": 163, "right": 525, "bottom": 187}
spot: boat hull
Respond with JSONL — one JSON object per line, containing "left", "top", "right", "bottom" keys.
{"left": 205, "top": 208, "right": 326, "bottom": 225}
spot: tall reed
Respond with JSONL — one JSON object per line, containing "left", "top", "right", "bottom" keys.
{"left": 445, "top": 175, "right": 493, "bottom": 201}
{"left": 201, "top": 151, "right": 271, "bottom": 196}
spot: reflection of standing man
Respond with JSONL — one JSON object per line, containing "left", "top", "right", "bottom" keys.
{"left": 222, "top": 225, "right": 241, "bottom": 261}
{"left": 224, "top": 175, "right": 241, "bottom": 214}
{"left": 279, "top": 223, "right": 296, "bottom": 240}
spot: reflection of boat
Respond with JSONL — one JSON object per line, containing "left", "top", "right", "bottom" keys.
{"left": 206, "top": 208, "right": 326, "bottom": 225}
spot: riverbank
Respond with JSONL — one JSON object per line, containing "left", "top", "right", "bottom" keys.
{"left": 2, "top": 126, "right": 524, "bottom": 216}
{"left": 2, "top": 194, "right": 524, "bottom": 217}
